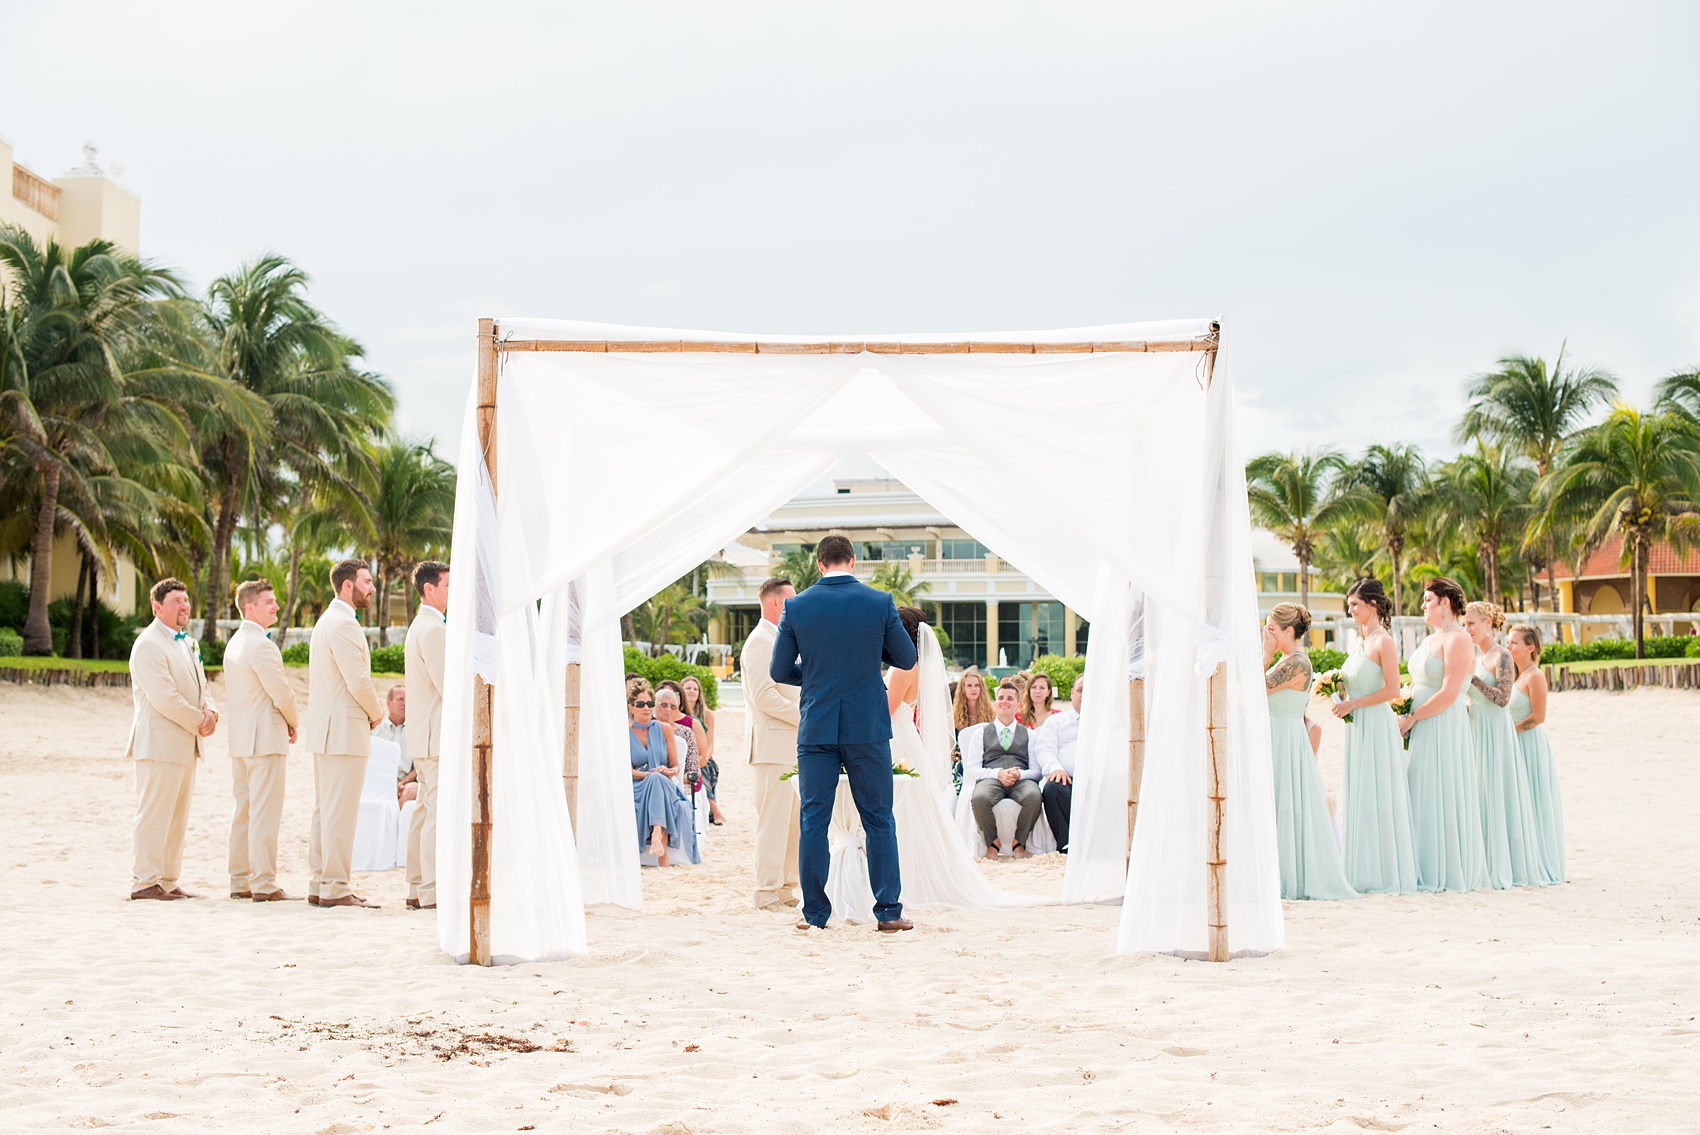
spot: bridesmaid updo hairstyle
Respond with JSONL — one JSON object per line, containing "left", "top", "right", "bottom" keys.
{"left": 1465, "top": 600, "right": 1505, "bottom": 631}
{"left": 1424, "top": 576, "right": 1467, "bottom": 617}
{"left": 1509, "top": 623, "right": 1543, "bottom": 661}
{"left": 896, "top": 604, "right": 927, "bottom": 647}
{"left": 1347, "top": 577, "right": 1393, "bottom": 627}
{"left": 1269, "top": 602, "right": 1312, "bottom": 641}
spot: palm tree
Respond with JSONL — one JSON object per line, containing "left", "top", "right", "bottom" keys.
{"left": 179, "top": 256, "right": 392, "bottom": 645}
{"left": 1458, "top": 349, "right": 1617, "bottom": 610}
{"left": 0, "top": 226, "right": 196, "bottom": 653}
{"left": 1654, "top": 366, "right": 1700, "bottom": 425}
{"left": 1311, "top": 524, "right": 1382, "bottom": 594}
{"left": 1244, "top": 448, "right": 1352, "bottom": 611}
{"left": 1431, "top": 444, "right": 1535, "bottom": 604}
{"left": 1338, "top": 443, "right": 1429, "bottom": 614}
{"left": 369, "top": 439, "right": 456, "bottom": 644}
{"left": 633, "top": 582, "right": 712, "bottom": 656}
{"left": 1538, "top": 406, "right": 1700, "bottom": 658}
{"left": 868, "top": 561, "right": 931, "bottom": 608}
{"left": 773, "top": 546, "right": 821, "bottom": 591}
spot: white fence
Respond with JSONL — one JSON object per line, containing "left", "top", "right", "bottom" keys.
{"left": 1313, "top": 612, "right": 1695, "bottom": 658}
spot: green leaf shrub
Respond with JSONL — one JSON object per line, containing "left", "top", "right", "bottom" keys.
{"left": 1687, "top": 637, "right": 1700, "bottom": 659}
{"left": 0, "top": 628, "right": 22, "bottom": 657}
{"left": 281, "top": 642, "right": 311, "bottom": 665}
{"left": 623, "top": 646, "right": 719, "bottom": 709}
{"left": 370, "top": 644, "right": 406, "bottom": 674}
{"left": 1030, "top": 654, "right": 1085, "bottom": 698}
{"left": 1540, "top": 635, "right": 1692, "bottom": 664}
{"left": 0, "top": 581, "right": 26, "bottom": 630}
{"left": 1309, "top": 647, "right": 1347, "bottom": 674}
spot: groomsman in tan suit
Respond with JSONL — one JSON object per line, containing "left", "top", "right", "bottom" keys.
{"left": 222, "top": 578, "right": 300, "bottom": 901}
{"left": 303, "top": 558, "right": 384, "bottom": 908}
{"left": 741, "top": 576, "right": 801, "bottom": 910}
{"left": 126, "top": 578, "right": 217, "bottom": 900}
{"left": 403, "top": 560, "right": 449, "bottom": 911}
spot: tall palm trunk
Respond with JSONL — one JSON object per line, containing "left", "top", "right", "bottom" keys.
{"left": 1297, "top": 552, "right": 1311, "bottom": 612}
{"left": 68, "top": 552, "right": 90, "bottom": 659}
{"left": 1631, "top": 535, "right": 1647, "bottom": 660}
{"left": 204, "top": 474, "right": 241, "bottom": 647}
{"left": 23, "top": 464, "right": 61, "bottom": 655}
{"left": 87, "top": 560, "right": 101, "bottom": 660}
{"left": 375, "top": 568, "right": 389, "bottom": 646}
{"left": 1545, "top": 534, "right": 1560, "bottom": 613}
{"left": 1388, "top": 539, "right": 1405, "bottom": 615}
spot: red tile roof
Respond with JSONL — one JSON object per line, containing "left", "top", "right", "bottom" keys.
{"left": 1549, "top": 534, "right": 1700, "bottom": 579}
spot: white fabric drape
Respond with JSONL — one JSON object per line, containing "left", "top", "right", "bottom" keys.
{"left": 437, "top": 320, "right": 1281, "bottom": 963}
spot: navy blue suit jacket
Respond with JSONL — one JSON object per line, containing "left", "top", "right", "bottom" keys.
{"left": 769, "top": 574, "right": 919, "bottom": 746}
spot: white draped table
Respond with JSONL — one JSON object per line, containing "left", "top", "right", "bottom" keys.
{"left": 792, "top": 774, "right": 915, "bottom": 924}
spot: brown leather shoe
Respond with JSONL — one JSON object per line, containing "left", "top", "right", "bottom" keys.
{"left": 306, "top": 894, "right": 321, "bottom": 906}
{"left": 166, "top": 888, "right": 202, "bottom": 899}
{"left": 251, "top": 890, "right": 299, "bottom": 902}
{"left": 130, "top": 885, "right": 181, "bottom": 901}
{"left": 419, "top": 903, "right": 437, "bottom": 910}
{"left": 795, "top": 920, "right": 825, "bottom": 931}
{"left": 229, "top": 890, "right": 253, "bottom": 900}
{"left": 406, "top": 898, "right": 420, "bottom": 909}
{"left": 877, "top": 918, "right": 914, "bottom": 933}
{"left": 318, "top": 894, "right": 379, "bottom": 908}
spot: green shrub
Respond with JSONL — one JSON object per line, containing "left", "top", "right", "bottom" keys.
{"left": 623, "top": 646, "right": 719, "bottom": 709}
{"left": 0, "top": 580, "right": 26, "bottom": 630}
{"left": 1030, "top": 654, "right": 1085, "bottom": 698}
{"left": 281, "top": 642, "right": 311, "bottom": 665}
{"left": 1687, "top": 637, "right": 1700, "bottom": 659}
{"left": 199, "top": 636, "right": 226, "bottom": 668}
{"left": 370, "top": 643, "right": 406, "bottom": 674}
{"left": 0, "top": 628, "right": 21, "bottom": 657}
{"left": 1539, "top": 636, "right": 1692, "bottom": 664}
{"left": 1309, "top": 647, "right": 1347, "bottom": 674}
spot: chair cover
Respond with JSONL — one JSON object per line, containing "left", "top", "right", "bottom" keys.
{"left": 354, "top": 739, "right": 403, "bottom": 872}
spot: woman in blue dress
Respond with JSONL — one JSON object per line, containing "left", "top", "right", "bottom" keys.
{"left": 1463, "top": 601, "right": 1549, "bottom": 888}
{"left": 1397, "top": 577, "right": 1488, "bottom": 893}
{"left": 627, "top": 678, "right": 698, "bottom": 867}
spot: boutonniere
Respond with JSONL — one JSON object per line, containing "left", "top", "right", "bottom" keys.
{"left": 191, "top": 639, "right": 203, "bottom": 662}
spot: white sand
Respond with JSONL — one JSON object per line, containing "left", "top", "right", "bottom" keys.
{"left": 2, "top": 675, "right": 1696, "bottom": 1133}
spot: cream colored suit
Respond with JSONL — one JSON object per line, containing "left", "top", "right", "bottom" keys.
{"left": 741, "top": 617, "right": 801, "bottom": 907}
{"left": 126, "top": 619, "right": 215, "bottom": 893}
{"left": 222, "top": 620, "right": 299, "bottom": 895}
{"left": 403, "top": 603, "right": 447, "bottom": 906}
{"left": 304, "top": 600, "right": 383, "bottom": 901}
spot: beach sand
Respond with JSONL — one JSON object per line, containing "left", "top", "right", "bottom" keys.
{"left": 1, "top": 676, "right": 1695, "bottom": 1133}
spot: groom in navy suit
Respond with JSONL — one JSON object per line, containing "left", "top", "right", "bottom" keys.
{"left": 770, "top": 534, "right": 919, "bottom": 932}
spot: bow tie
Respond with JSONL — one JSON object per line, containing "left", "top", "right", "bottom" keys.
{"left": 173, "top": 631, "right": 188, "bottom": 641}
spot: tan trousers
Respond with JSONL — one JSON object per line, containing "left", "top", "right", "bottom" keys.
{"left": 406, "top": 756, "right": 439, "bottom": 905}
{"left": 133, "top": 759, "right": 196, "bottom": 892}
{"left": 307, "top": 753, "right": 365, "bottom": 901}
{"left": 751, "top": 761, "right": 800, "bottom": 907}
{"left": 229, "top": 753, "right": 287, "bottom": 894}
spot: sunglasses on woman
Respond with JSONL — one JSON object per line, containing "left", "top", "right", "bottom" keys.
{"left": 631, "top": 699, "right": 654, "bottom": 708}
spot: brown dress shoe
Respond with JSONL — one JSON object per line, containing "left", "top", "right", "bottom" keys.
{"left": 406, "top": 898, "right": 420, "bottom": 909}
{"left": 419, "top": 903, "right": 437, "bottom": 910}
{"left": 130, "top": 885, "right": 181, "bottom": 901}
{"left": 306, "top": 894, "right": 321, "bottom": 906}
{"left": 166, "top": 888, "right": 202, "bottom": 899}
{"left": 877, "top": 918, "right": 914, "bottom": 933}
{"left": 318, "top": 894, "right": 380, "bottom": 908}
{"left": 795, "top": 920, "right": 825, "bottom": 931}
{"left": 229, "top": 890, "right": 253, "bottom": 900}
{"left": 251, "top": 890, "right": 299, "bottom": 902}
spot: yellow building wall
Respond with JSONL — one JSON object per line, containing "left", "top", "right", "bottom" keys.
{"left": 53, "top": 176, "right": 140, "bottom": 253}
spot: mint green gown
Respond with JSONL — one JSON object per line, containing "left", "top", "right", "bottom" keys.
{"left": 1467, "top": 656, "right": 1550, "bottom": 888}
{"left": 1339, "top": 641, "right": 1418, "bottom": 894}
{"left": 1267, "top": 660, "right": 1357, "bottom": 901}
{"left": 1405, "top": 631, "right": 1487, "bottom": 892}
{"left": 1510, "top": 685, "right": 1566, "bottom": 883}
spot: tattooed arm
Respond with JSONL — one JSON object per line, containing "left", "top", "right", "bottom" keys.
{"left": 1265, "top": 653, "right": 1311, "bottom": 693}
{"left": 1469, "top": 647, "right": 1514, "bottom": 707}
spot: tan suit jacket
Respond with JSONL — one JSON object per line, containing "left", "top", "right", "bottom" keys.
{"left": 404, "top": 604, "right": 447, "bottom": 761}
{"left": 126, "top": 619, "right": 214, "bottom": 764}
{"left": 302, "top": 601, "right": 383, "bottom": 757}
{"left": 222, "top": 621, "right": 299, "bottom": 758}
{"left": 740, "top": 618, "right": 800, "bottom": 765}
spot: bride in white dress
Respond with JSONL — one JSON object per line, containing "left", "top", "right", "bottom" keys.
{"left": 884, "top": 610, "right": 1041, "bottom": 911}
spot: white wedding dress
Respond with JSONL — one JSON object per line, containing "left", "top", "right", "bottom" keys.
{"left": 884, "top": 625, "right": 1045, "bottom": 911}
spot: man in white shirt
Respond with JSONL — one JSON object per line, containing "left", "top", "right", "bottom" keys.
{"left": 741, "top": 576, "right": 801, "bottom": 910}
{"left": 961, "top": 680, "right": 1043, "bottom": 859}
{"left": 1033, "top": 675, "right": 1083, "bottom": 853}
{"left": 373, "top": 686, "right": 413, "bottom": 801}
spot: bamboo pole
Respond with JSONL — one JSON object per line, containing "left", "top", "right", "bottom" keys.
{"left": 563, "top": 661, "right": 581, "bottom": 825}
{"left": 1205, "top": 662, "right": 1230, "bottom": 962}
{"left": 1126, "top": 678, "right": 1146, "bottom": 853}
{"left": 469, "top": 317, "right": 499, "bottom": 967}
{"left": 496, "top": 336, "right": 1219, "bottom": 357}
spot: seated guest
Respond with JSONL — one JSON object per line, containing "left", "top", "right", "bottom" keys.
{"left": 680, "top": 675, "right": 725, "bottom": 826}
{"left": 962, "top": 680, "right": 1043, "bottom": 859}
{"left": 372, "top": 686, "right": 416, "bottom": 803}
{"left": 627, "top": 678, "right": 698, "bottom": 866}
{"left": 654, "top": 686, "right": 702, "bottom": 792}
{"left": 952, "top": 666, "right": 995, "bottom": 793}
{"left": 1022, "top": 672, "right": 1059, "bottom": 730}
{"left": 1034, "top": 674, "right": 1082, "bottom": 853}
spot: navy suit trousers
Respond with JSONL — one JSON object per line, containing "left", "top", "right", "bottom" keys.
{"left": 797, "top": 741, "right": 902, "bottom": 926}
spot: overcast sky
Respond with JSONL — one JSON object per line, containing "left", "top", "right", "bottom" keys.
{"left": 6, "top": 2, "right": 1698, "bottom": 476}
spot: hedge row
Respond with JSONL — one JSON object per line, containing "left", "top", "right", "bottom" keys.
{"left": 280, "top": 640, "right": 407, "bottom": 674}
{"left": 1541, "top": 635, "right": 1700, "bottom": 664}
{"left": 623, "top": 647, "right": 719, "bottom": 709}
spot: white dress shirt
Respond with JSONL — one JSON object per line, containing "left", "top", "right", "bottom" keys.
{"left": 1033, "top": 707, "right": 1081, "bottom": 778}
{"left": 820, "top": 569, "right": 855, "bottom": 580}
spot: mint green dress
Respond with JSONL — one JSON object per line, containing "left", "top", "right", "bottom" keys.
{"left": 1267, "top": 659, "right": 1357, "bottom": 901}
{"left": 1339, "top": 640, "right": 1418, "bottom": 894}
{"left": 1467, "top": 655, "right": 1550, "bottom": 888}
{"left": 1405, "top": 631, "right": 1487, "bottom": 893}
{"left": 1510, "top": 685, "right": 1566, "bottom": 883}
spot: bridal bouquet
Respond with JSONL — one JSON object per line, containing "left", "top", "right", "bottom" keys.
{"left": 891, "top": 763, "right": 921, "bottom": 778}
{"left": 1312, "top": 669, "right": 1351, "bottom": 723}
{"left": 1390, "top": 687, "right": 1415, "bottom": 749}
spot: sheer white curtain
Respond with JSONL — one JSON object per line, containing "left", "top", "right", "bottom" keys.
{"left": 436, "top": 321, "right": 1281, "bottom": 963}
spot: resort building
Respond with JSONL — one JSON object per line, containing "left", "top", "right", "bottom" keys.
{"left": 1, "top": 133, "right": 145, "bottom": 615}
{"left": 705, "top": 478, "right": 1343, "bottom": 669}
{"left": 1539, "top": 536, "right": 1700, "bottom": 632}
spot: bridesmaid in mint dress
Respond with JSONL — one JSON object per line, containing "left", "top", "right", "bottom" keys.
{"left": 1463, "top": 602, "right": 1550, "bottom": 887}
{"left": 1397, "top": 578, "right": 1487, "bottom": 893}
{"left": 1508, "top": 624, "right": 1565, "bottom": 883}
{"left": 1329, "top": 578, "right": 1418, "bottom": 894}
{"left": 1263, "top": 603, "right": 1356, "bottom": 901}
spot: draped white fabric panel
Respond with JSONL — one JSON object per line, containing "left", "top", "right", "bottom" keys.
{"left": 437, "top": 320, "right": 1280, "bottom": 963}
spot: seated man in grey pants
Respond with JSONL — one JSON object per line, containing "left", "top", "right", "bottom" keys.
{"left": 964, "top": 680, "right": 1043, "bottom": 859}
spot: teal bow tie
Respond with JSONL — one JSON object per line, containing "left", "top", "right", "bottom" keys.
{"left": 173, "top": 631, "right": 187, "bottom": 641}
